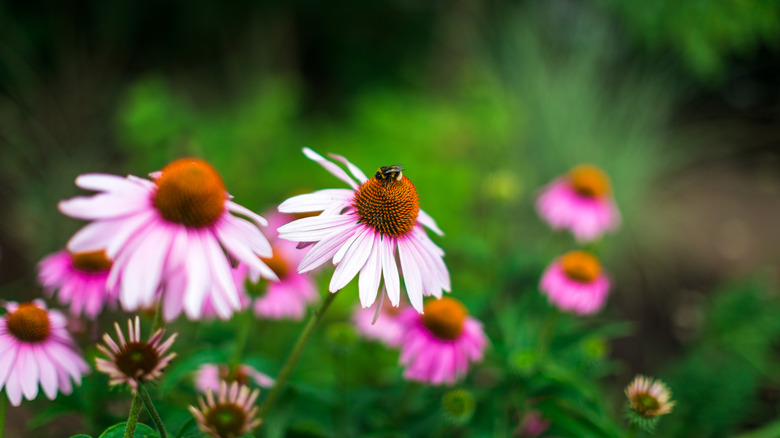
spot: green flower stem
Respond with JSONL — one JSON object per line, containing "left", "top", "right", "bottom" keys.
{"left": 625, "top": 423, "right": 638, "bottom": 438}
{"left": 139, "top": 384, "right": 167, "bottom": 438}
{"left": 230, "top": 309, "right": 253, "bottom": 367}
{"left": 0, "top": 391, "right": 6, "bottom": 438}
{"left": 260, "top": 291, "right": 338, "bottom": 419}
{"left": 123, "top": 393, "right": 143, "bottom": 438}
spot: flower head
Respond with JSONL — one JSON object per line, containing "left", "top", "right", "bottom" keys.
{"left": 95, "top": 316, "right": 177, "bottom": 391}
{"left": 536, "top": 164, "right": 620, "bottom": 242}
{"left": 539, "top": 250, "right": 610, "bottom": 315}
{"left": 189, "top": 381, "right": 262, "bottom": 438}
{"left": 398, "top": 297, "right": 488, "bottom": 385}
{"left": 195, "top": 363, "right": 274, "bottom": 393}
{"left": 277, "top": 148, "right": 450, "bottom": 313}
{"left": 38, "top": 249, "right": 117, "bottom": 318}
{"left": 58, "top": 158, "right": 278, "bottom": 321}
{"left": 625, "top": 375, "right": 675, "bottom": 418}
{"left": 0, "top": 300, "right": 89, "bottom": 406}
{"left": 441, "top": 389, "right": 476, "bottom": 425}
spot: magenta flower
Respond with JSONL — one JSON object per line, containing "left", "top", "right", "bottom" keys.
{"left": 398, "top": 297, "right": 487, "bottom": 385}
{"left": 539, "top": 250, "right": 610, "bottom": 315}
{"left": 194, "top": 363, "right": 274, "bottom": 393}
{"left": 38, "top": 249, "right": 117, "bottom": 318}
{"left": 352, "top": 301, "right": 406, "bottom": 348}
{"left": 536, "top": 164, "right": 620, "bottom": 242}
{"left": 277, "top": 148, "right": 450, "bottom": 313}
{"left": 58, "top": 158, "right": 278, "bottom": 321}
{"left": 95, "top": 316, "right": 177, "bottom": 392}
{"left": 0, "top": 300, "right": 89, "bottom": 406}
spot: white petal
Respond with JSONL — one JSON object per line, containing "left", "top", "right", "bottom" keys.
{"left": 333, "top": 226, "right": 364, "bottom": 265}
{"left": 328, "top": 153, "right": 369, "bottom": 183}
{"left": 219, "top": 215, "right": 272, "bottom": 257}
{"left": 74, "top": 174, "right": 139, "bottom": 193}
{"left": 34, "top": 346, "right": 58, "bottom": 399}
{"left": 380, "top": 238, "right": 400, "bottom": 306}
{"left": 203, "top": 232, "right": 240, "bottom": 311}
{"left": 302, "top": 147, "right": 358, "bottom": 189}
{"left": 278, "top": 189, "right": 354, "bottom": 213}
{"left": 417, "top": 209, "right": 443, "bottom": 236}
{"left": 297, "top": 226, "right": 358, "bottom": 273}
{"left": 358, "top": 234, "right": 382, "bottom": 308}
{"left": 183, "top": 233, "right": 211, "bottom": 319}
{"left": 329, "top": 228, "right": 374, "bottom": 292}
{"left": 217, "top": 225, "right": 279, "bottom": 282}
{"left": 277, "top": 214, "right": 356, "bottom": 242}
{"left": 121, "top": 225, "right": 172, "bottom": 310}
{"left": 226, "top": 201, "right": 268, "bottom": 227}
{"left": 398, "top": 240, "right": 423, "bottom": 312}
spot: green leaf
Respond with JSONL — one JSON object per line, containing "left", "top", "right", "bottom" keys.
{"left": 70, "top": 435, "right": 93, "bottom": 438}
{"left": 98, "top": 422, "right": 159, "bottom": 438}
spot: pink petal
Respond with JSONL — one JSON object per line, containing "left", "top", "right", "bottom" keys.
{"left": 329, "top": 227, "right": 374, "bottom": 292}
{"left": 302, "top": 147, "right": 358, "bottom": 189}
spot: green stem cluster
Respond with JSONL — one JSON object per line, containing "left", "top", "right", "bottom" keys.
{"left": 139, "top": 384, "right": 168, "bottom": 438}
{"left": 260, "top": 291, "right": 338, "bottom": 419}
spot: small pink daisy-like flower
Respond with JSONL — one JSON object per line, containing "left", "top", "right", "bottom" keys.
{"left": 189, "top": 381, "right": 262, "bottom": 438}
{"left": 398, "top": 297, "right": 488, "bottom": 385}
{"left": 59, "top": 158, "right": 278, "bottom": 321}
{"left": 539, "top": 250, "right": 610, "bottom": 315}
{"left": 194, "top": 363, "right": 275, "bottom": 393}
{"left": 277, "top": 148, "right": 450, "bottom": 313}
{"left": 625, "top": 375, "right": 675, "bottom": 418}
{"left": 229, "top": 212, "right": 319, "bottom": 321}
{"left": 95, "top": 316, "right": 177, "bottom": 392}
{"left": 38, "top": 249, "right": 117, "bottom": 318}
{"left": 352, "top": 300, "right": 406, "bottom": 348}
{"left": 0, "top": 300, "right": 89, "bottom": 406}
{"left": 536, "top": 164, "right": 620, "bottom": 242}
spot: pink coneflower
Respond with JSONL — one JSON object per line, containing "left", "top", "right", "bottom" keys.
{"left": 230, "top": 212, "right": 319, "bottom": 321}
{"left": 352, "top": 300, "right": 406, "bottom": 348}
{"left": 536, "top": 164, "right": 620, "bottom": 242}
{"left": 625, "top": 375, "right": 675, "bottom": 418}
{"left": 277, "top": 148, "right": 450, "bottom": 313}
{"left": 539, "top": 250, "right": 610, "bottom": 315}
{"left": 58, "top": 158, "right": 278, "bottom": 321}
{"left": 189, "top": 381, "right": 262, "bottom": 438}
{"left": 194, "top": 363, "right": 274, "bottom": 393}
{"left": 38, "top": 249, "right": 117, "bottom": 318}
{"left": 0, "top": 300, "right": 89, "bottom": 406}
{"left": 398, "top": 297, "right": 488, "bottom": 385}
{"left": 95, "top": 316, "right": 177, "bottom": 392}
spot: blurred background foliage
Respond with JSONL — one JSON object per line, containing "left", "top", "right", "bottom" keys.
{"left": 1, "top": 0, "right": 780, "bottom": 436}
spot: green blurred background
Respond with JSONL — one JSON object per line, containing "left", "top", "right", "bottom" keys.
{"left": 1, "top": 0, "right": 780, "bottom": 436}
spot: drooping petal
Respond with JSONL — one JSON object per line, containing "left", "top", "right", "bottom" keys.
{"left": 302, "top": 147, "right": 358, "bottom": 189}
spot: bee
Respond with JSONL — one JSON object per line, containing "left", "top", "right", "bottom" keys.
{"left": 375, "top": 165, "right": 404, "bottom": 182}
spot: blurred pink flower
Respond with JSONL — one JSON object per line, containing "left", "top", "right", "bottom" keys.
{"left": 0, "top": 300, "right": 89, "bottom": 406}
{"left": 38, "top": 249, "right": 117, "bottom": 318}
{"left": 58, "top": 158, "right": 278, "bottom": 321}
{"left": 398, "top": 297, "right": 487, "bottom": 385}
{"left": 536, "top": 164, "right": 620, "bottom": 242}
{"left": 352, "top": 298, "right": 406, "bottom": 348}
{"left": 515, "top": 410, "right": 551, "bottom": 437}
{"left": 95, "top": 316, "right": 177, "bottom": 392}
{"left": 277, "top": 148, "right": 449, "bottom": 313}
{"left": 194, "top": 363, "right": 274, "bottom": 393}
{"left": 539, "top": 250, "right": 610, "bottom": 315}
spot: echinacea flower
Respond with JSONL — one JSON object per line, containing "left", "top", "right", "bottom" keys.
{"left": 95, "top": 316, "right": 177, "bottom": 392}
{"left": 189, "top": 381, "right": 262, "bottom": 438}
{"left": 352, "top": 300, "right": 406, "bottom": 348}
{"left": 398, "top": 297, "right": 487, "bottom": 385}
{"left": 233, "top": 212, "right": 319, "bottom": 320}
{"left": 38, "top": 249, "right": 117, "bottom": 318}
{"left": 58, "top": 158, "right": 278, "bottom": 321}
{"left": 625, "top": 375, "right": 675, "bottom": 418}
{"left": 0, "top": 300, "right": 89, "bottom": 406}
{"left": 277, "top": 148, "right": 450, "bottom": 313}
{"left": 536, "top": 164, "right": 620, "bottom": 242}
{"left": 539, "top": 250, "right": 610, "bottom": 315}
{"left": 195, "top": 363, "right": 274, "bottom": 393}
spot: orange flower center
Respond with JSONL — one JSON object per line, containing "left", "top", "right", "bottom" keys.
{"left": 422, "top": 297, "right": 467, "bottom": 340}
{"left": 152, "top": 158, "right": 226, "bottom": 228}
{"left": 115, "top": 341, "right": 160, "bottom": 378}
{"left": 206, "top": 403, "right": 248, "bottom": 438}
{"left": 71, "top": 250, "right": 112, "bottom": 272}
{"left": 6, "top": 303, "right": 51, "bottom": 343}
{"left": 260, "top": 245, "right": 289, "bottom": 279}
{"left": 560, "top": 250, "right": 601, "bottom": 283}
{"left": 353, "top": 167, "right": 419, "bottom": 237}
{"left": 568, "top": 164, "right": 611, "bottom": 198}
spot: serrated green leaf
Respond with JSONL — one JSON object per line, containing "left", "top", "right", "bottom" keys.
{"left": 98, "top": 422, "right": 159, "bottom": 438}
